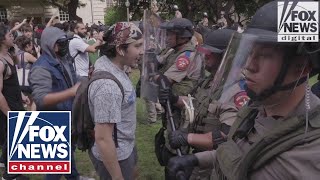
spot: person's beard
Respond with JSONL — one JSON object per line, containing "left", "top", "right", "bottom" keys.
{"left": 77, "top": 32, "right": 86, "bottom": 38}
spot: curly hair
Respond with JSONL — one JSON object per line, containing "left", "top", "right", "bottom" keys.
{"left": 15, "top": 35, "right": 32, "bottom": 50}
{"left": 0, "top": 24, "right": 9, "bottom": 46}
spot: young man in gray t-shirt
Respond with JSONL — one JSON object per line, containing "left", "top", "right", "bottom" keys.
{"left": 88, "top": 22, "right": 143, "bottom": 180}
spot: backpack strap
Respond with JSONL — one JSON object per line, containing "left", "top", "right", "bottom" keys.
{"left": 0, "top": 58, "right": 8, "bottom": 78}
{"left": 88, "top": 71, "right": 125, "bottom": 147}
{"left": 71, "top": 51, "right": 81, "bottom": 73}
{"left": 21, "top": 53, "right": 26, "bottom": 86}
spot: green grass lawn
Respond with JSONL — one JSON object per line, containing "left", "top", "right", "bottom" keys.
{"left": 1, "top": 69, "right": 164, "bottom": 180}
{"left": 2, "top": 70, "right": 317, "bottom": 180}
{"left": 74, "top": 69, "right": 165, "bottom": 179}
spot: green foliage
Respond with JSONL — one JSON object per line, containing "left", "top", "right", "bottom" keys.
{"left": 0, "top": 69, "right": 164, "bottom": 179}
{"left": 234, "top": 0, "right": 274, "bottom": 24}
{"left": 104, "top": 6, "right": 127, "bottom": 26}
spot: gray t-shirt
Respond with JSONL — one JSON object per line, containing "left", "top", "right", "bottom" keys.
{"left": 69, "top": 34, "right": 89, "bottom": 77}
{"left": 88, "top": 56, "right": 136, "bottom": 161}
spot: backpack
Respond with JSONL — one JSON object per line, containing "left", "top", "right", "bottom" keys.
{"left": 72, "top": 71, "right": 125, "bottom": 151}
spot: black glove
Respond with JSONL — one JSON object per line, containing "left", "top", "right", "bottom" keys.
{"left": 158, "top": 87, "right": 179, "bottom": 107}
{"left": 168, "top": 130, "right": 189, "bottom": 149}
{"left": 156, "top": 74, "right": 171, "bottom": 89}
{"left": 167, "top": 155, "right": 199, "bottom": 180}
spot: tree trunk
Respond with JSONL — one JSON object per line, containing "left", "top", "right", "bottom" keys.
{"left": 68, "top": 0, "right": 82, "bottom": 22}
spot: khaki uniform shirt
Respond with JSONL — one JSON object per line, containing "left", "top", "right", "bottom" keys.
{"left": 163, "top": 49, "right": 202, "bottom": 83}
{"left": 214, "top": 81, "right": 249, "bottom": 126}
{"left": 196, "top": 93, "right": 320, "bottom": 180}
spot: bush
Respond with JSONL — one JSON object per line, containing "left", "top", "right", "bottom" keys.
{"left": 104, "top": 6, "right": 127, "bottom": 26}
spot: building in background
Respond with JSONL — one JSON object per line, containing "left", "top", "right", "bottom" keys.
{"left": 0, "top": 0, "right": 117, "bottom": 25}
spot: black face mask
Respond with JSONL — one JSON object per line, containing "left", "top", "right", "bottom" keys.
{"left": 56, "top": 40, "right": 69, "bottom": 57}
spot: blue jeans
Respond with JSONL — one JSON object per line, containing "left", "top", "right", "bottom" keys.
{"left": 88, "top": 147, "right": 137, "bottom": 180}
{"left": 44, "top": 146, "right": 79, "bottom": 180}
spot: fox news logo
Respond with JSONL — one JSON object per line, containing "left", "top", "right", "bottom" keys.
{"left": 7, "top": 111, "right": 71, "bottom": 174}
{"left": 278, "top": 1, "right": 319, "bottom": 42}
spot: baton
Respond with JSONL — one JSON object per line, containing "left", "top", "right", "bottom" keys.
{"left": 160, "top": 79, "right": 182, "bottom": 156}
{"left": 161, "top": 79, "right": 188, "bottom": 179}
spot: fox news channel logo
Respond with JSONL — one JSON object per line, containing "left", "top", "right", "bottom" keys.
{"left": 278, "top": 1, "right": 319, "bottom": 42}
{"left": 7, "top": 111, "right": 71, "bottom": 174}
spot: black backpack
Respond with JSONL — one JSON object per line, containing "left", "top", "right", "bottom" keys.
{"left": 72, "top": 71, "right": 124, "bottom": 151}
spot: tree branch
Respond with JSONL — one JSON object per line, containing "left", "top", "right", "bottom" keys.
{"left": 43, "top": 0, "right": 68, "bottom": 12}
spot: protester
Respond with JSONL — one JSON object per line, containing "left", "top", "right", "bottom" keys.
{"left": 29, "top": 27, "right": 81, "bottom": 180}
{"left": 87, "top": 28, "right": 100, "bottom": 65}
{"left": 69, "top": 22, "right": 102, "bottom": 80}
{"left": 0, "top": 23, "right": 29, "bottom": 180}
{"left": 88, "top": 22, "right": 143, "bottom": 180}
{"left": 15, "top": 35, "right": 37, "bottom": 110}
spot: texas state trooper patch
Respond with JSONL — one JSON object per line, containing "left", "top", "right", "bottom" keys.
{"left": 234, "top": 91, "right": 250, "bottom": 109}
{"left": 176, "top": 56, "right": 190, "bottom": 71}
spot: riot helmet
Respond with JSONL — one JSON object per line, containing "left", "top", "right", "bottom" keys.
{"left": 160, "top": 18, "right": 194, "bottom": 48}
{"left": 160, "top": 18, "right": 194, "bottom": 38}
{"left": 197, "top": 29, "right": 235, "bottom": 73}
{"left": 173, "top": 5, "right": 179, "bottom": 10}
{"left": 212, "top": 0, "right": 320, "bottom": 106}
{"left": 203, "top": 12, "right": 208, "bottom": 17}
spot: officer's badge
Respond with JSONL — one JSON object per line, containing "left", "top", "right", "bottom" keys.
{"left": 234, "top": 91, "right": 249, "bottom": 109}
{"left": 176, "top": 56, "right": 190, "bottom": 71}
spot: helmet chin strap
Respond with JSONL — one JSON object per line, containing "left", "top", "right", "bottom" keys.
{"left": 172, "top": 37, "right": 189, "bottom": 50}
{"left": 245, "top": 76, "right": 307, "bottom": 102}
{"left": 245, "top": 48, "right": 307, "bottom": 102}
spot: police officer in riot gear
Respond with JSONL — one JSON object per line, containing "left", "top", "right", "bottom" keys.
{"left": 201, "top": 12, "right": 209, "bottom": 27}
{"left": 154, "top": 17, "right": 203, "bottom": 179}
{"left": 167, "top": 1, "right": 320, "bottom": 179}
{"left": 173, "top": 5, "right": 183, "bottom": 18}
{"left": 160, "top": 28, "right": 250, "bottom": 179}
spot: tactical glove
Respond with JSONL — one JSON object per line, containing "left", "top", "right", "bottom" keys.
{"left": 156, "top": 74, "right": 171, "bottom": 88}
{"left": 158, "top": 87, "right": 179, "bottom": 107}
{"left": 167, "top": 154, "right": 199, "bottom": 180}
{"left": 168, "top": 130, "right": 189, "bottom": 149}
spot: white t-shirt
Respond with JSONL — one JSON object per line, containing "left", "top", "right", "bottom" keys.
{"left": 69, "top": 34, "right": 89, "bottom": 77}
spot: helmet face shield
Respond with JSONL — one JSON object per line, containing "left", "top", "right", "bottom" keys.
{"left": 140, "top": 10, "right": 166, "bottom": 102}
{"left": 160, "top": 18, "right": 194, "bottom": 39}
{"left": 197, "top": 46, "right": 223, "bottom": 73}
{"left": 214, "top": 32, "right": 309, "bottom": 107}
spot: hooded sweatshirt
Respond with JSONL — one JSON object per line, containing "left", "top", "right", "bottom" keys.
{"left": 41, "top": 27, "right": 65, "bottom": 58}
{"left": 29, "top": 27, "right": 76, "bottom": 110}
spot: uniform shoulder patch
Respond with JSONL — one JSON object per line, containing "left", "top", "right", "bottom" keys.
{"left": 176, "top": 56, "right": 190, "bottom": 71}
{"left": 234, "top": 91, "right": 250, "bottom": 109}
